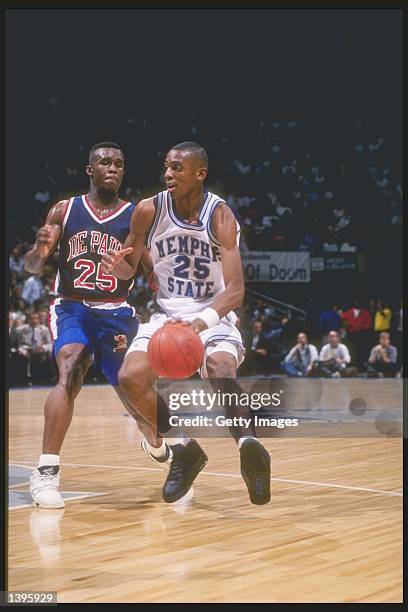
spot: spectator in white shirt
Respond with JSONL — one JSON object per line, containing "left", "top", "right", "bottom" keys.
{"left": 21, "top": 274, "right": 44, "bottom": 306}
{"left": 318, "top": 330, "right": 355, "bottom": 377}
{"left": 281, "top": 333, "right": 318, "bottom": 377}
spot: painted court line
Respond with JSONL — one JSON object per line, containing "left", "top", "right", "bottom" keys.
{"left": 10, "top": 461, "right": 402, "bottom": 498}
{"left": 9, "top": 491, "right": 107, "bottom": 511}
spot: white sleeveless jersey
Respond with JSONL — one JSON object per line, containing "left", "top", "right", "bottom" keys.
{"left": 147, "top": 190, "right": 240, "bottom": 318}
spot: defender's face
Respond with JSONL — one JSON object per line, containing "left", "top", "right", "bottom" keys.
{"left": 163, "top": 150, "right": 207, "bottom": 199}
{"left": 86, "top": 148, "right": 125, "bottom": 192}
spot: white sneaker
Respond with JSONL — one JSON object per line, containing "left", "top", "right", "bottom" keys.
{"left": 140, "top": 439, "right": 173, "bottom": 470}
{"left": 30, "top": 467, "right": 65, "bottom": 509}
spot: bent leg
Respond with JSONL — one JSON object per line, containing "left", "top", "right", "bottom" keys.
{"left": 118, "top": 350, "right": 162, "bottom": 447}
{"left": 42, "top": 343, "right": 91, "bottom": 453}
{"left": 206, "top": 351, "right": 257, "bottom": 442}
{"left": 281, "top": 361, "right": 301, "bottom": 377}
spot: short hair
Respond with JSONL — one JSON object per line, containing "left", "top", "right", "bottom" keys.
{"left": 170, "top": 141, "right": 208, "bottom": 167}
{"left": 89, "top": 141, "right": 123, "bottom": 162}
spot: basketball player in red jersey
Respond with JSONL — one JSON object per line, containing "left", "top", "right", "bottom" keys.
{"left": 102, "top": 142, "right": 271, "bottom": 505}
{"left": 24, "top": 142, "right": 164, "bottom": 508}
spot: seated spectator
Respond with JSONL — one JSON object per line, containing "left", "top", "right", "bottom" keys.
{"left": 374, "top": 299, "right": 392, "bottom": 333}
{"left": 244, "top": 320, "right": 270, "bottom": 375}
{"left": 393, "top": 300, "right": 403, "bottom": 367}
{"left": 365, "top": 332, "right": 399, "bottom": 378}
{"left": 317, "top": 330, "right": 357, "bottom": 377}
{"left": 15, "top": 312, "right": 52, "bottom": 385}
{"left": 281, "top": 333, "right": 318, "bottom": 377}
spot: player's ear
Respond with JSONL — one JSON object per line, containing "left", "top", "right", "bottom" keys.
{"left": 85, "top": 164, "right": 92, "bottom": 177}
{"left": 197, "top": 167, "right": 208, "bottom": 182}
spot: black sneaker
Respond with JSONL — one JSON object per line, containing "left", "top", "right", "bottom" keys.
{"left": 240, "top": 438, "right": 271, "bottom": 505}
{"left": 162, "top": 440, "right": 208, "bottom": 503}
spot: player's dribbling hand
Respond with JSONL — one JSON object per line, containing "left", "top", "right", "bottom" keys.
{"left": 35, "top": 224, "right": 59, "bottom": 258}
{"left": 101, "top": 247, "right": 133, "bottom": 273}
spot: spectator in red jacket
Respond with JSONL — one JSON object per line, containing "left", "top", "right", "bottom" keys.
{"left": 341, "top": 299, "right": 372, "bottom": 370}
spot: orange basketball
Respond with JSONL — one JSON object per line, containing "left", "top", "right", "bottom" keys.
{"left": 147, "top": 322, "right": 204, "bottom": 379}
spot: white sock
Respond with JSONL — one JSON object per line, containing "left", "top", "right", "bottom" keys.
{"left": 172, "top": 432, "right": 190, "bottom": 446}
{"left": 38, "top": 454, "right": 60, "bottom": 467}
{"left": 238, "top": 436, "right": 256, "bottom": 450}
{"left": 145, "top": 439, "right": 168, "bottom": 459}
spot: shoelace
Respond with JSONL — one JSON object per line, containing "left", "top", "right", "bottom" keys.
{"left": 36, "top": 473, "right": 58, "bottom": 489}
{"left": 167, "top": 459, "right": 185, "bottom": 481}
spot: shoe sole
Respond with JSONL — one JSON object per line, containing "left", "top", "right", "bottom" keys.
{"left": 32, "top": 500, "right": 65, "bottom": 509}
{"left": 240, "top": 439, "right": 271, "bottom": 505}
{"left": 163, "top": 452, "right": 208, "bottom": 504}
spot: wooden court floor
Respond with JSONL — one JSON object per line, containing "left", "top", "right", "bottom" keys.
{"left": 8, "top": 384, "right": 402, "bottom": 603}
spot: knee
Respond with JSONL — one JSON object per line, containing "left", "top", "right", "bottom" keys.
{"left": 57, "top": 350, "right": 88, "bottom": 395}
{"left": 206, "top": 356, "right": 236, "bottom": 379}
{"left": 65, "top": 363, "right": 85, "bottom": 395}
{"left": 118, "top": 363, "right": 149, "bottom": 398}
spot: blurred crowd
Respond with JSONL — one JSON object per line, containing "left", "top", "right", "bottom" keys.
{"left": 239, "top": 299, "right": 403, "bottom": 378}
{"left": 9, "top": 238, "right": 403, "bottom": 386}
{"left": 10, "top": 111, "right": 402, "bottom": 258}
{"left": 8, "top": 107, "right": 402, "bottom": 386}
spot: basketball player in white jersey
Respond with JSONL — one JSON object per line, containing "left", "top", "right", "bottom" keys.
{"left": 102, "top": 142, "right": 271, "bottom": 505}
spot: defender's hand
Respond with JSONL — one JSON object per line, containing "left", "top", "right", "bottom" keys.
{"left": 101, "top": 247, "right": 133, "bottom": 273}
{"left": 35, "top": 224, "right": 59, "bottom": 258}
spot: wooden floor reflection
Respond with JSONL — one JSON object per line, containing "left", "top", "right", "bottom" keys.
{"left": 8, "top": 384, "right": 402, "bottom": 603}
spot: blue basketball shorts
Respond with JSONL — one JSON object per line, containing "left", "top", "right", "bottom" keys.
{"left": 49, "top": 298, "right": 139, "bottom": 386}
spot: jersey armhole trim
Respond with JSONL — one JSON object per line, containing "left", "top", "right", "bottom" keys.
{"left": 60, "top": 197, "right": 74, "bottom": 238}
{"left": 207, "top": 199, "right": 224, "bottom": 246}
{"left": 146, "top": 194, "right": 162, "bottom": 248}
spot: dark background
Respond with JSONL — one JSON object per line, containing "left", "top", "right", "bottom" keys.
{"left": 6, "top": 7, "right": 403, "bottom": 314}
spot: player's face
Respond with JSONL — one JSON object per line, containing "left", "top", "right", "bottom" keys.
{"left": 163, "top": 150, "right": 207, "bottom": 199}
{"left": 86, "top": 148, "right": 125, "bottom": 192}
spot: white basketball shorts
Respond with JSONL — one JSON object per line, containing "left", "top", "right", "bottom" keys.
{"left": 126, "top": 311, "right": 244, "bottom": 377}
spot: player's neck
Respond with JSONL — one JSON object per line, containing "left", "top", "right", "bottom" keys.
{"left": 87, "top": 186, "right": 120, "bottom": 209}
{"left": 175, "top": 188, "right": 205, "bottom": 218}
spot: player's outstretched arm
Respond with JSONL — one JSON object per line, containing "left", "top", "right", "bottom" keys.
{"left": 101, "top": 198, "right": 156, "bottom": 280}
{"left": 24, "top": 200, "right": 67, "bottom": 274}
